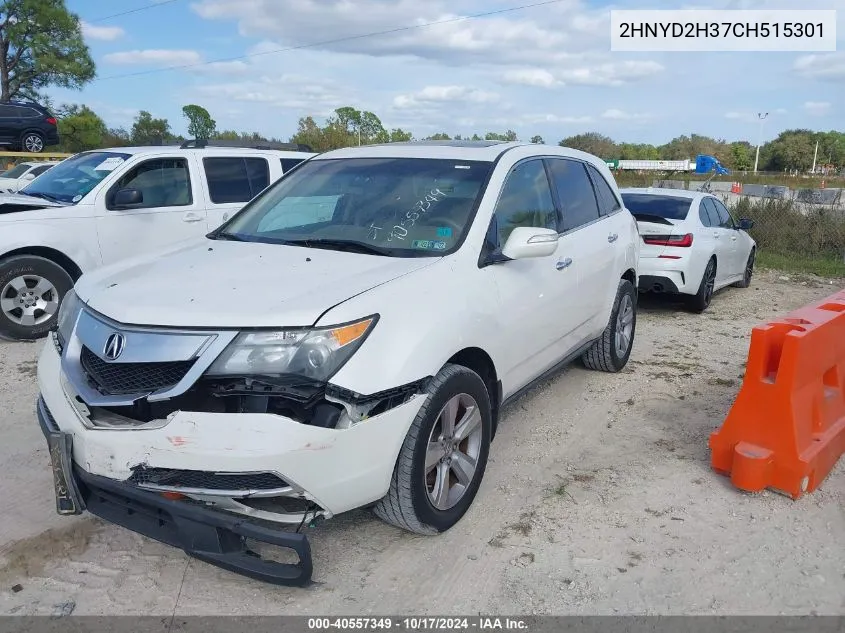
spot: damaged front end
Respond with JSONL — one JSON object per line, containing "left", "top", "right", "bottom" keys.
{"left": 40, "top": 303, "right": 430, "bottom": 585}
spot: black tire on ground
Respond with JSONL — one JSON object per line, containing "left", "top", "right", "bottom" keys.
{"left": 581, "top": 278, "right": 637, "bottom": 373}
{"left": 686, "top": 257, "right": 717, "bottom": 313}
{"left": 373, "top": 363, "right": 492, "bottom": 535}
{"left": 0, "top": 255, "right": 73, "bottom": 341}
{"left": 20, "top": 132, "right": 45, "bottom": 153}
{"left": 732, "top": 248, "right": 755, "bottom": 288}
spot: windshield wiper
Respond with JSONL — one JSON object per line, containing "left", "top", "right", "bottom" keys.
{"left": 209, "top": 231, "right": 250, "bottom": 242}
{"left": 284, "top": 238, "right": 391, "bottom": 256}
{"left": 19, "top": 191, "right": 66, "bottom": 204}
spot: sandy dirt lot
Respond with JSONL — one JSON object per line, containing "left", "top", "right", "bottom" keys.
{"left": 0, "top": 270, "right": 843, "bottom": 616}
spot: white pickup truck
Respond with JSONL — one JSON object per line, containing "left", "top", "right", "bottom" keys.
{"left": 0, "top": 141, "right": 314, "bottom": 340}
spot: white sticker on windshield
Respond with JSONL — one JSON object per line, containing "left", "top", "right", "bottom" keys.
{"left": 72, "top": 194, "right": 82, "bottom": 202}
{"left": 94, "top": 157, "right": 124, "bottom": 172}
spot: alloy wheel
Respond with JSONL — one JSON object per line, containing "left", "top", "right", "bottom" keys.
{"left": 424, "top": 393, "right": 484, "bottom": 511}
{"left": 0, "top": 275, "right": 59, "bottom": 326}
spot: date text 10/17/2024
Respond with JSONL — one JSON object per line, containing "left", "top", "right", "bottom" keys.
{"left": 307, "top": 617, "right": 529, "bottom": 630}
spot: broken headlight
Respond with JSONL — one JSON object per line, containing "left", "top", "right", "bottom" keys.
{"left": 206, "top": 315, "right": 377, "bottom": 381}
{"left": 55, "top": 288, "right": 82, "bottom": 352}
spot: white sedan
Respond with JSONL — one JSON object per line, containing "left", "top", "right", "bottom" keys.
{"left": 0, "top": 160, "right": 59, "bottom": 193}
{"left": 620, "top": 187, "right": 757, "bottom": 312}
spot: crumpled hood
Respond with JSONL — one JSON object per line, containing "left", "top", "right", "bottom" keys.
{"left": 0, "top": 192, "right": 64, "bottom": 220}
{"left": 76, "top": 238, "right": 440, "bottom": 328}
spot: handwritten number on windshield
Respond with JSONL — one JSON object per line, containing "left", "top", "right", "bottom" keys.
{"left": 384, "top": 189, "right": 448, "bottom": 242}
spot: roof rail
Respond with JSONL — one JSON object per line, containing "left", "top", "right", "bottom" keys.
{"left": 178, "top": 138, "right": 313, "bottom": 152}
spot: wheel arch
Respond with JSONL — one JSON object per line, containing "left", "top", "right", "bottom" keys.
{"left": 445, "top": 347, "right": 501, "bottom": 439}
{"left": 1, "top": 246, "right": 83, "bottom": 281}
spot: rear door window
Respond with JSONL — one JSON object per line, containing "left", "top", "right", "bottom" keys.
{"left": 711, "top": 198, "right": 735, "bottom": 229}
{"left": 701, "top": 198, "right": 722, "bottom": 227}
{"left": 204, "top": 157, "right": 270, "bottom": 203}
{"left": 547, "top": 158, "right": 601, "bottom": 231}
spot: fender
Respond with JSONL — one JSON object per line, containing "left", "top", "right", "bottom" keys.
{"left": 0, "top": 212, "right": 101, "bottom": 275}
{"left": 320, "top": 257, "right": 506, "bottom": 397}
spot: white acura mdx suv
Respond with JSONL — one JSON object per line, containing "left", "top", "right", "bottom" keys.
{"left": 37, "top": 140, "right": 639, "bottom": 585}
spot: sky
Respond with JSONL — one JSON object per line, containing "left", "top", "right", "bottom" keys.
{"left": 49, "top": 0, "right": 845, "bottom": 146}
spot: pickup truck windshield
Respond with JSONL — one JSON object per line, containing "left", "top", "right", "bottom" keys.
{"left": 214, "top": 157, "right": 493, "bottom": 257}
{"left": 21, "top": 151, "right": 131, "bottom": 204}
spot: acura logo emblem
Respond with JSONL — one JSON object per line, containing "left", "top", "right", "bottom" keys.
{"left": 103, "top": 332, "right": 126, "bottom": 360}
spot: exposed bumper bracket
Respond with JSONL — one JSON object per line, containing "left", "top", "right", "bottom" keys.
{"left": 37, "top": 397, "right": 313, "bottom": 587}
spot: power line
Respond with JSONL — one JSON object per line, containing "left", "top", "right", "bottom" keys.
{"left": 87, "top": 0, "right": 183, "bottom": 23}
{"left": 94, "top": 0, "right": 566, "bottom": 81}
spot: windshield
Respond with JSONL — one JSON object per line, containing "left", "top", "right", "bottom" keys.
{"left": 216, "top": 157, "right": 493, "bottom": 257}
{"left": 621, "top": 193, "right": 693, "bottom": 221}
{"left": 21, "top": 151, "right": 131, "bottom": 204}
{"left": 2, "top": 164, "right": 32, "bottom": 179}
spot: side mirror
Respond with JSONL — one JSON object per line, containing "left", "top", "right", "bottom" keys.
{"left": 113, "top": 188, "right": 143, "bottom": 207}
{"left": 501, "top": 227, "right": 559, "bottom": 260}
{"left": 737, "top": 218, "right": 754, "bottom": 230}
{"left": 21, "top": 172, "right": 36, "bottom": 181}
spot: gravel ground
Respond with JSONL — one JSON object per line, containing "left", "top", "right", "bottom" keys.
{"left": 0, "top": 269, "right": 843, "bottom": 616}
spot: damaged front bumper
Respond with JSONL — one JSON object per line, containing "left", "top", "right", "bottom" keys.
{"left": 37, "top": 397, "right": 313, "bottom": 586}
{"left": 36, "top": 336, "right": 429, "bottom": 585}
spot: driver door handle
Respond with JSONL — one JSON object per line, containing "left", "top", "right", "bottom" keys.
{"left": 713, "top": 232, "right": 720, "bottom": 239}
{"left": 556, "top": 257, "right": 573, "bottom": 270}
{"left": 607, "top": 233, "right": 618, "bottom": 243}
{"left": 182, "top": 212, "right": 204, "bottom": 223}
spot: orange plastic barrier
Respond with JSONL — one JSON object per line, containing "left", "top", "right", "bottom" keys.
{"left": 731, "top": 182, "right": 742, "bottom": 194}
{"left": 709, "top": 289, "right": 845, "bottom": 499}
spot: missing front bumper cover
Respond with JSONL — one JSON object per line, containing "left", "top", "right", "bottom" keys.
{"left": 36, "top": 397, "right": 314, "bottom": 587}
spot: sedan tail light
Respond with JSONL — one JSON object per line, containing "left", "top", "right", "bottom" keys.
{"left": 642, "top": 233, "right": 694, "bottom": 247}
{"left": 45, "top": 117, "right": 57, "bottom": 125}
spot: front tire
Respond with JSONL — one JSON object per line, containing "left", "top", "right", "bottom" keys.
{"left": 581, "top": 278, "right": 637, "bottom": 373}
{"left": 687, "top": 257, "right": 716, "bottom": 313}
{"left": 20, "top": 132, "right": 45, "bottom": 153}
{"left": 0, "top": 255, "right": 73, "bottom": 340}
{"left": 374, "top": 364, "right": 492, "bottom": 535}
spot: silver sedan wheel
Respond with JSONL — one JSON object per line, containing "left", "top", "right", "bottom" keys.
{"left": 0, "top": 275, "right": 59, "bottom": 326}
{"left": 614, "top": 293, "right": 634, "bottom": 358}
{"left": 424, "top": 393, "right": 484, "bottom": 511}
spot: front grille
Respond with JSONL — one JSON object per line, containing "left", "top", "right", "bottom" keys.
{"left": 127, "top": 466, "right": 288, "bottom": 492}
{"left": 80, "top": 346, "right": 195, "bottom": 395}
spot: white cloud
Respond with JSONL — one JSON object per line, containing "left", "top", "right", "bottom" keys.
{"left": 103, "top": 49, "right": 202, "bottom": 66}
{"left": 501, "top": 69, "right": 561, "bottom": 88}
{"left": 520, "top": 113, "right": 594, "bottom": 125}
{"left": 189, "top": 0, "right": 660, "bottom": 85}
{"left": 558, "top": 60, "right": 664, "bottom": 86}
{"left": 81, "top": 21, "right": 125, "bottom": 41}
{"left": 803, "top": 101, "right": 831, "bottom": 116}
{"left": 601, "top": 109, "right": 651, "bottom": 122}
{"left": 793, "top": 52, "right": 845, "bottom": 81}
{"left": 393, "top": 85, "right": 499, "bottom": 109}
{"left": 189, "top": 60, "right": 250, "bottom": 75}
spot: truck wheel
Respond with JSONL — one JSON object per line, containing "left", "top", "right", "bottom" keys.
{"left": 0, "top": 255, "right": 73, "bottom": 341}
{"left": 581, "top": 278, "right": 637, "bottom": 373}
{"left": 374, "top": 364, "right": 492, "bottom": 535}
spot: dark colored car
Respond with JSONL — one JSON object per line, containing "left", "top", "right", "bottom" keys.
{"left": 0, "top": 100, "right": 60, "bottom": 152}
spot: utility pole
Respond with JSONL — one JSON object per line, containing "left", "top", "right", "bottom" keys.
{"left": 811, "top": 139, "right": 819, "bottom": 173}
{"left": 753, "top": 112, "right": 769, "bottom": 174}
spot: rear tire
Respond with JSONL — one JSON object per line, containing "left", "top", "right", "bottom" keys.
{"left": 686, "top": 257, "right": 716, "bottom": 313}
{"left": 732, "top": 248, "right": 755, "bottom": 288}
{"left": 374, "top": 364, "right": 492, "bottom": 535}
{"left": 0, "top": 255, "right": 73, "bottom": 341}
{"left": 20, "top": 132, "right": 45, "bottom": 153}
{"left": 581, "top": 278, "right": 637, "bottom": 373}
